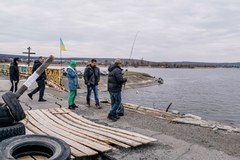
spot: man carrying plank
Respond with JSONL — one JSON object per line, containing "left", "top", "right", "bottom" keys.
{"left": 27, "top": 56, "right": 47, "bottom": 102}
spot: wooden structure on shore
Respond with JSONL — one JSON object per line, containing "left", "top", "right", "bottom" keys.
{"left": 0, "top": 63, "right": 63, "bottom": 88}
{"left": 22, "top": 108, "right": 157, "bottom": 159}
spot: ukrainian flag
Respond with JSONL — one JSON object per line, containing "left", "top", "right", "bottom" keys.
{"left": 60, "top": 38, "right": 66, "bottom": 51}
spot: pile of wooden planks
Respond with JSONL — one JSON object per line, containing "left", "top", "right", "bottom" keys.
{"left": 22, "top": 108, "right": 157, "bottom": 159}
{"left": 124, "top": 103, "right": 180, "bottom": 120}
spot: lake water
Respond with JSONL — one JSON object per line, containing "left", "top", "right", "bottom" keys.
{"left": 103, "top": 68, "right": 240, "bottom": 126}
{"left": 58, "top": 65, "right": 240, "bottom": 125}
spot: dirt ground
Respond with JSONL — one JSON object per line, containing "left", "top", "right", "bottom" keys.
{"left": 0, "top": 74, "right": 240, "bottom": 160}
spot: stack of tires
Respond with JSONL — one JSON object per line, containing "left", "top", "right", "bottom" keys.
{"left": 0, "top": 102, "right": 26, "bottom": 142}
{"left": 0, "top": 101, "right": 71, "bottom": 159}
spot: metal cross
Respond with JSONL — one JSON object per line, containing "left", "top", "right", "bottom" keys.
{"left": 22, "top": 47, "right": 36, "bottom": 66}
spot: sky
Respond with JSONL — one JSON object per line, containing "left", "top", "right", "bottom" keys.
{"left": 0, "top": 0, "right": 240, "bottom": 62}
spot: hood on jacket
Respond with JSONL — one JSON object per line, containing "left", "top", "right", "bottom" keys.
{"left": 69, "top": 60, "right": 76, "bottom": 68}
{"left": 108, "top": 64, "right": 119, "bottom": 72}
{"left": 13, "top": 57, "right": 20, "bottom": 65}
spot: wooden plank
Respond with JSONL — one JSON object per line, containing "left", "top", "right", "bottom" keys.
{"left": 126, "top": 107, "right": 167, "bottom": 120}
{"left": 17, "top": 156, "right": 35, "bottom": 160}
{"left": 40, "top": 109, "right": 130, "bottom": 149}
{"left": 25, "top": 115, "right": 92, "bottom": 157}
{"left": 22, "top": 119, "right": 45, "bottom": 134}
{"left": 33, "top": 109, "right": 112, "bottom": 152}
{"left": 52, "top": 111, "right": 130, "bottom": 149}
{"left": 32, "top": 156, "right": 48, "bottom": 160}
{"left": 60, "top": 108, "right": 157, "bottom": 143}
{"left": 22, "top": 119, "right": 86, "bottom": 158}
{"left": 52, "top": 109, "right": 142, "bottom": 147}
{"left": 25, "top": 128, "right": 34, "bottom": 134}
{"left": 124, "top": 103, "right": 177, "bottom": 118}
{"left": 61, "top": 108, "right": 156, "bottom": 142}
{"left": 25, "top": 112, "right": 97, "bottom": 156}
{"left": 28, "top": 110, "right": 111, "bottom": 152}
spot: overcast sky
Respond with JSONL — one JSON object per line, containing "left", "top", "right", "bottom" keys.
{"left": 0, "top": 0, "right": 240, "bottom": 62}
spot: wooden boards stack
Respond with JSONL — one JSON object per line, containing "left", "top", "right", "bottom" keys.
{"left": 22, "top": 108, "right": 157, "bottom": 159}
{"left": 124, "top": 103, "right": 180, "bottom": 120}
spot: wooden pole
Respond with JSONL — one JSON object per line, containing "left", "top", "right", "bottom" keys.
{"left": 15, "top": 55, "right": 54, "bottom": 98}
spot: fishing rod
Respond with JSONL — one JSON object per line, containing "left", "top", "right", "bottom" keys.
{"left": 124, "top": 31, "right": 140, "bottom": 89}
{"left": 129, "top": 31, "right": 140, "bottom": 61}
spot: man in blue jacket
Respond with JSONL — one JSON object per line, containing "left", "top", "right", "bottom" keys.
{"left": 107, "top": 59, "right": 127, "bottom": 121}
{"left": 66, "top": 60, "right": 79, "bottom": 110}
{"left": 27, "top": 56, "right": 47, "bottom": 102}
{"left": 9, "top": 57, "right": 20, "bottom": 92}
{"left": 84, "top": 59, "right": 101, "bottom": 109}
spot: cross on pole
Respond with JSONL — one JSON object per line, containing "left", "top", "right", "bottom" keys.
{"left": 22, "top": 47, "right": 36, "bottom": 67}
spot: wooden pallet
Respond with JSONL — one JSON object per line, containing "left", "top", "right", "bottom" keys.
{"left": 22, "top": 108, "right": 157, "bottom": 159}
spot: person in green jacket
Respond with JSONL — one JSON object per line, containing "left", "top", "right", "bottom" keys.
{"left": 66, "top": 60, "right": 79, "bottom": 109}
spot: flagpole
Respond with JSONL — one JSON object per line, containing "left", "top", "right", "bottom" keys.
{"left": 59, "top": 39, "right": 62, "bottom": 86}
{"left": 60, "top": 38, "right": 62, "bottom": 70}
{"left": 60, "top": 37, "right": 66, "bottom": 70}
{"left": 60, "top": 48, "right": 62, "bottom": 70}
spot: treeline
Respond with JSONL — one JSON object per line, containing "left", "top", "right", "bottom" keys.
{"left": 0, "top": 54, "right": 239, "bottom": 68}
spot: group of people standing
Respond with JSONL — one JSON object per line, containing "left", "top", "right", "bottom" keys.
{"left": 9, "top": 57, "right": 127, "bottom": 122}
{"left": 66, "top": 58, "right": 127, "bottom": 121}
{"left": 10, "top": 56, "right": 47, "bottom": 102}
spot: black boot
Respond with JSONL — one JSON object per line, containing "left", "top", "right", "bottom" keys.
{"left": 68, "top": 105, "right": 75, "bottom": 110}
{"left": 38, "top": 98, "right": 47, "bottom": 102}
{"left": 72, "top": 104, "right": 79, "bottom": 108}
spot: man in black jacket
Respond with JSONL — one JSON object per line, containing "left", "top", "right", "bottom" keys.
{"left": 9, "top": 57, "right": 20, "bottom": 92}
{"left": 27, "top": 56, "right": 47, "bottom": 102}
{"left": 84, "top": 59, "right": 101, "bottom": 109}
{"left": 107, "top": 59, "right": 127, "bottom": 121}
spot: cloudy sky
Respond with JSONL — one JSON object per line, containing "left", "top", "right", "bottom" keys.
{"left": 0, "top": 0, "right": 240, "bottom": 62}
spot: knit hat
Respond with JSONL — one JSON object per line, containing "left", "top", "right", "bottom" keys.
{"left": 114, "top": 58, "right": 122, "bottom": 64}
{"left": 69, "top": 60, "right": 76, "bottom": 68}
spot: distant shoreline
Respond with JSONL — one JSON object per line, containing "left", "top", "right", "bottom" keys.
{"left": 0, "top": 53, "right": 239, "bottom": 69}
{"left": 1, "top": 62, "right": 240, "bottom": 70}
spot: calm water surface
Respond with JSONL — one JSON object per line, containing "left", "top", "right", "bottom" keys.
{"left": 109, "top": 68, "right": 240, "bottom": 125}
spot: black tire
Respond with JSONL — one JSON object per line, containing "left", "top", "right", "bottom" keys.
{"left": 0, "top": 103, "right": 14, "bottom": 127}
{"left": 0, "top": 134, "right": 71, "bottom": 160}
{"left": 0, "top": 122, "right": 25, "bottom": 142}
{"left": 2, "top": 91, "right": 26, "bottom": 121}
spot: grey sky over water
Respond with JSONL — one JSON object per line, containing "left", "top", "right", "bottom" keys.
{"left": 0, "top": 0, "right": 240, "bottom": 62}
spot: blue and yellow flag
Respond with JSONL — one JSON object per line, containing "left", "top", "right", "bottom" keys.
{"left": 60, "top": 38, "right": 66, "bottom": 51}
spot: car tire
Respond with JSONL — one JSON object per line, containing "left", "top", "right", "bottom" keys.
{"left": 0, "top": 122, "right": 25, "bottom": 142}
{"left": 0, "top": 103, "right": 14, "bottom": 127}
{"left": 0, "top": 134, "right": 71, "bottom": 160}
{"left": 2, "top": 91, "right": 26, "bottom": 121}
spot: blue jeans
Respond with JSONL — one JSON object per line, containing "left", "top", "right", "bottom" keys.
{"left": 86, "top": 84, "right": 99, "bottom": 105}
{"left": 108, "top": 92, "right": 122, "bottom": 117}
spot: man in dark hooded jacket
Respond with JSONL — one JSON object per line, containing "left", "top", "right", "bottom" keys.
{"left": 27, "top": 56, "right": 47, "bottom": 102}
{"left": 9, "top": 57, "right": 20, "bottom": 92}
{"left": 107, "top": 58, "right": 127, "bottom": 121}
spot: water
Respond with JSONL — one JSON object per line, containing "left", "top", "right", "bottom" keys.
{"left": 105, "top": 68, "right": 240, "bottom": 125}
{"left": 55, "top": 65, "right": 240, "bottom": 125}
